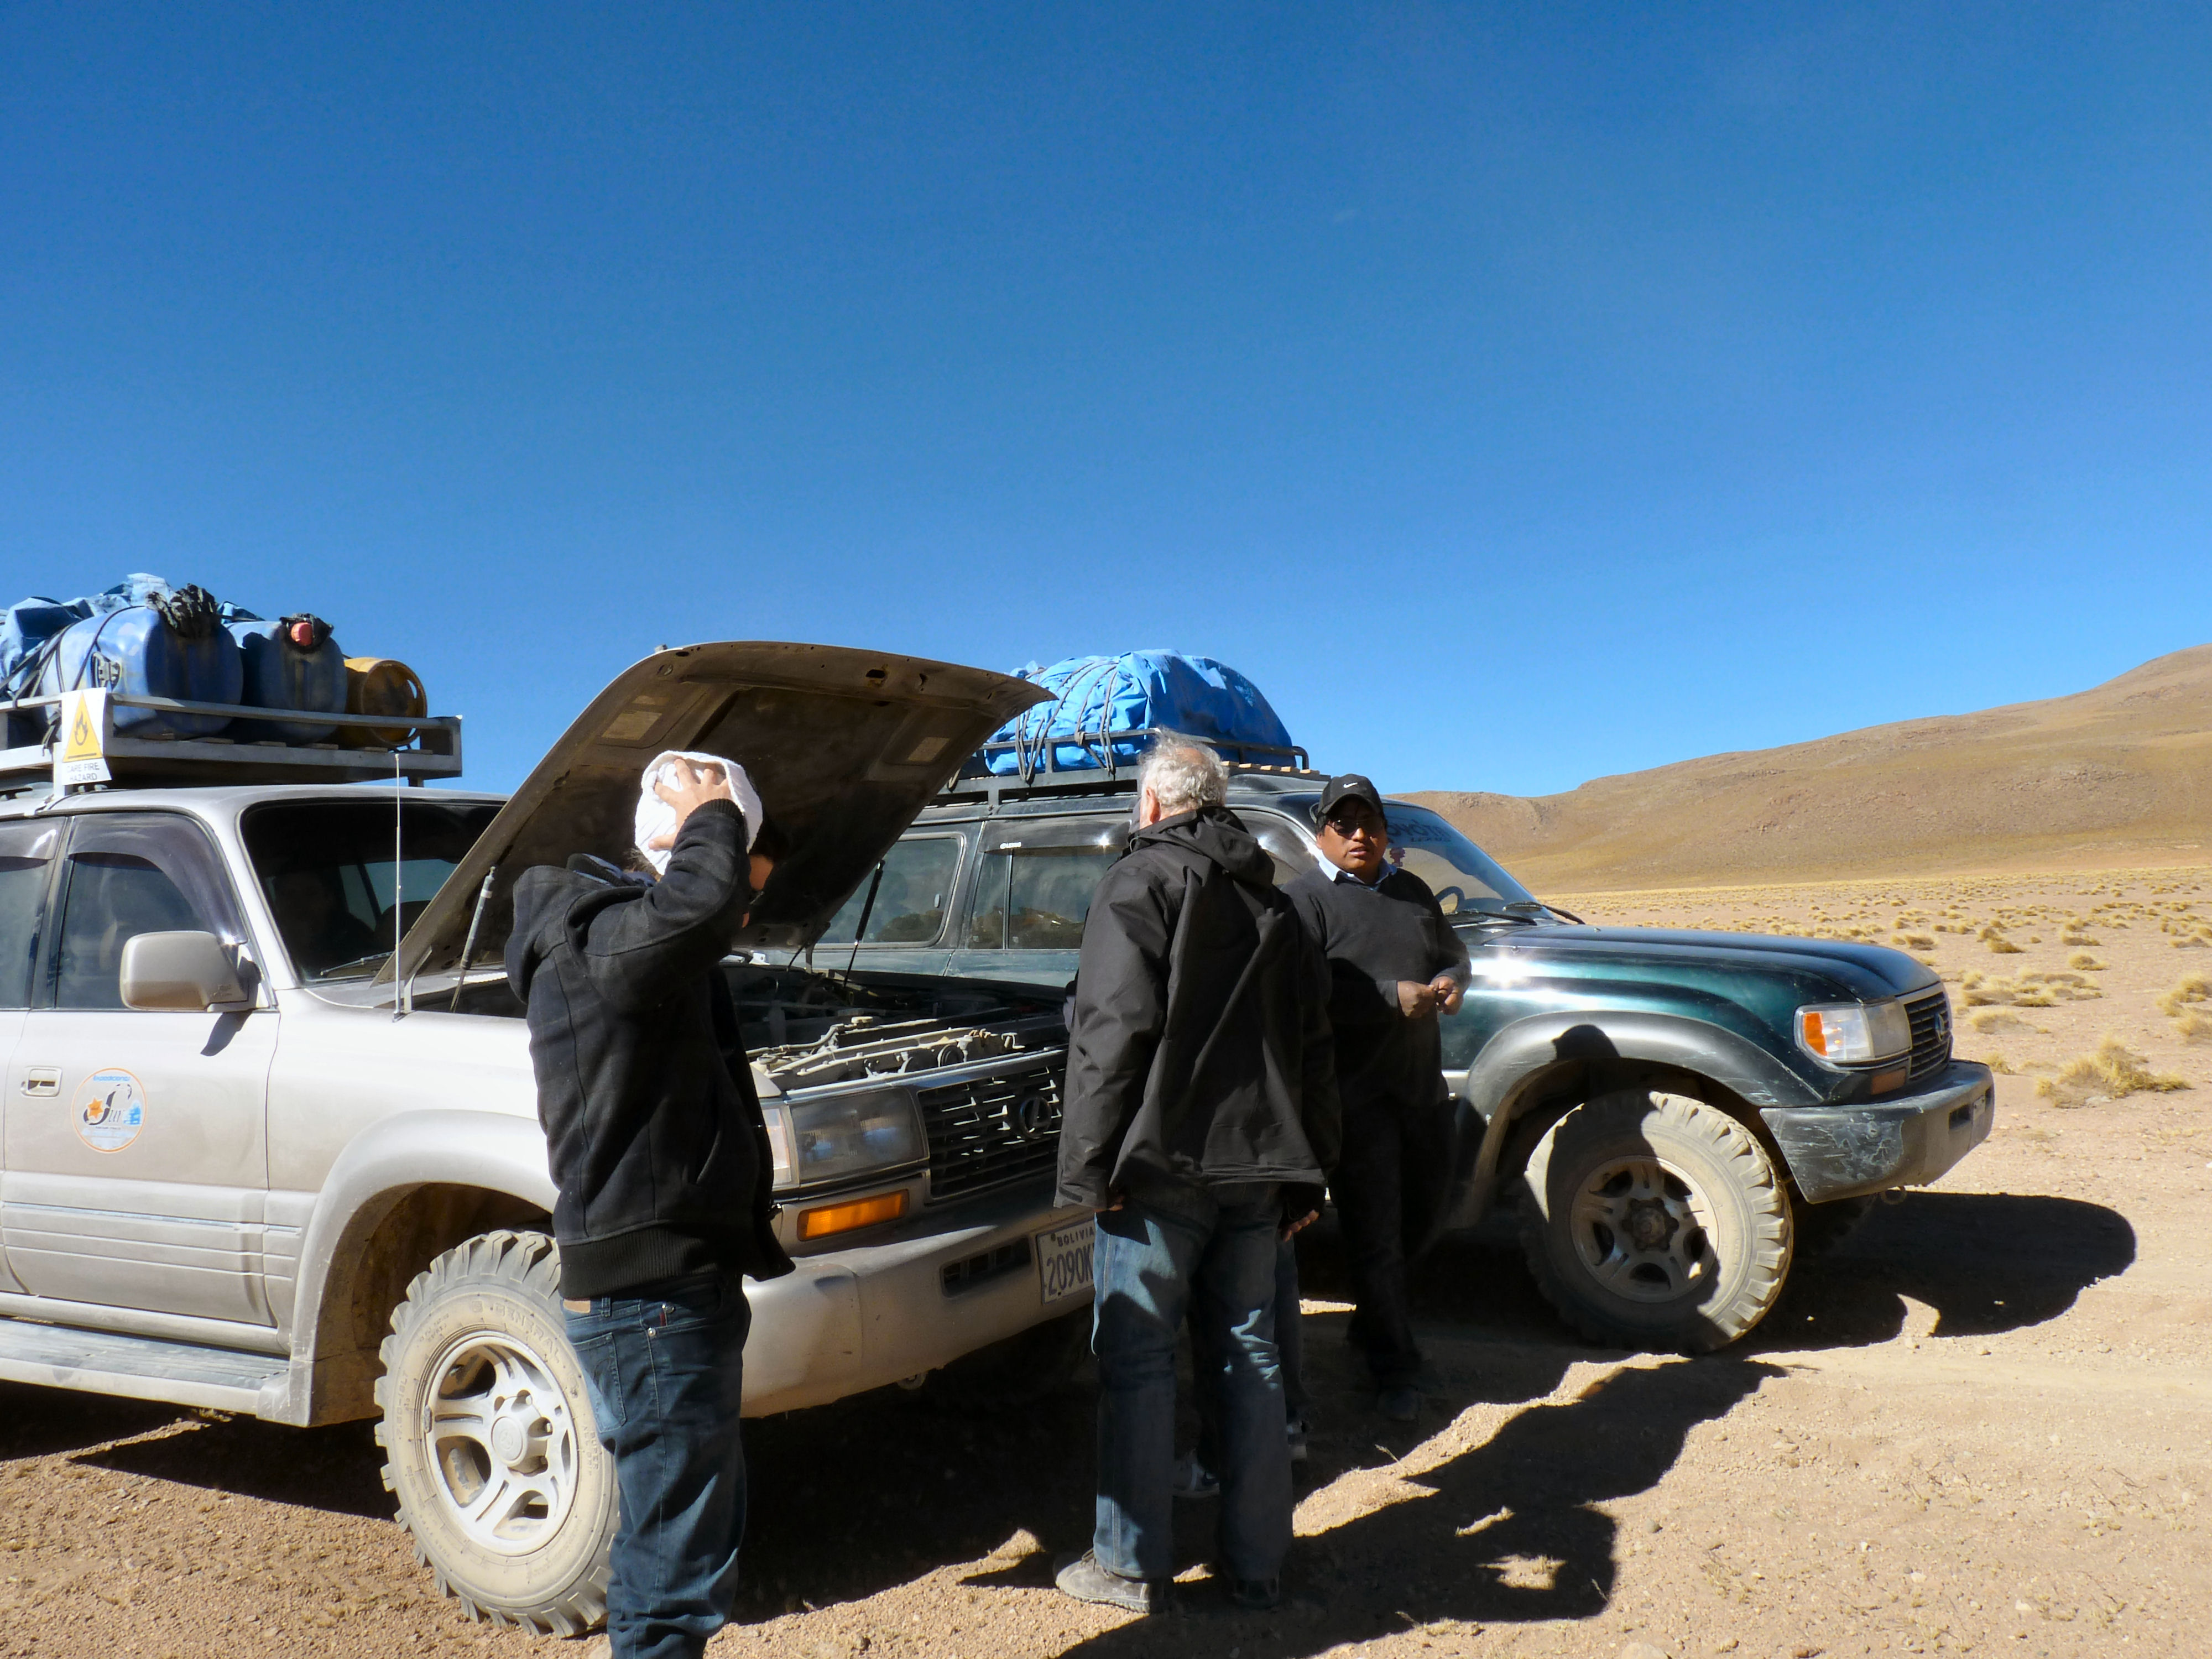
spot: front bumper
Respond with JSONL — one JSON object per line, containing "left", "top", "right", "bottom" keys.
{"left": 1760, "top": 1061, "right": 1995, "bottom": 1204}
{"left": 739, "top": 1191, "right": 1093, "bottom": 1417}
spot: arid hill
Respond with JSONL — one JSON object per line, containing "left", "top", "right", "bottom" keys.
{"left": 1409, "top": 644, "right": 2212, "bottom": 893}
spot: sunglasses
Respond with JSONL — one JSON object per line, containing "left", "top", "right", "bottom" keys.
{"left": 1323, "top": 811, "right": 1385, "bottom": 837}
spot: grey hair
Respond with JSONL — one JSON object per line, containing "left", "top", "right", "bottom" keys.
{"left": 1136, "top": 739, "right": 1228, "bottom": 820}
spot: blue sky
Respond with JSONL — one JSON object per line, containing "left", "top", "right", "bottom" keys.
{"left": 4, "top": 4, "right": 2209, "bottom": 799}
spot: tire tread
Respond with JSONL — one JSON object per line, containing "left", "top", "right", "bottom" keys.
{"left": 374, "top": 1228, "right": 610, "bottom": 1636}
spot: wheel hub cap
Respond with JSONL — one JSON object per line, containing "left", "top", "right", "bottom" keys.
{"left": 1569, "top": 1154, "right": 1721, "bottom": 1305}
{"left": 423, "top": 1330, "right": 582, "bottom": 1554}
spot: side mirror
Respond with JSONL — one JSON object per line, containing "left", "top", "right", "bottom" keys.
{"left": 121, "top": 931, "right": 254, "bottom": 1013}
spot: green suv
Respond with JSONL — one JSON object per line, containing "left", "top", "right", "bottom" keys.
{"left": 814, "top": 757, "right": 1994, "bottom": 1353}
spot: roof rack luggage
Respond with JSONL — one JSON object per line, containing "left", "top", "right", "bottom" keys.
{"left": 0, "top": 687, "right": 461, "bottom": 794}
{"left": 939, "top": 722, "right": 1317, "bottom": 805}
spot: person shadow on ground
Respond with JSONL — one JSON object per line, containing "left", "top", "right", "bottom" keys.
{"left": 969, "top": 1353, "right": 1774, "bottom": 1651}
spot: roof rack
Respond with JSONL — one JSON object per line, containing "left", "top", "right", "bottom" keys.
{"left": 0, "top": 688, "right": 462, "bottom": 794}
{"left": 938, "top": 724, "right": 1321, "bottom": 806}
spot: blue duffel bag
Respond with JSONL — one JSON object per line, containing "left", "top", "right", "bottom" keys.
{"left": 974, "top": 650, "right": 1300, "bottom": 777}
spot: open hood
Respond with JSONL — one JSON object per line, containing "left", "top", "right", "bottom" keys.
{"left": 385, "top": 641, "right": 1048, "bottom": 986}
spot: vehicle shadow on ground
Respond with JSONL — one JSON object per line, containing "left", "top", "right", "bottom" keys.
{"left": 1352, "top": 1187, "right": 2136, "bottom": 1358}
{"left": 75, "top": 1413, "right": 398, "bottom": 1519}
{"left": 1746, "top": 1191, "right": 2136, "bottom": 1353}
{"left": 0, "top": 1384, "right": 177, "bottom": 1462}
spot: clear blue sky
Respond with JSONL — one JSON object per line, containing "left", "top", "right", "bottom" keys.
{"left": 5, "top": 4, "right": 2208, "bottom": 799}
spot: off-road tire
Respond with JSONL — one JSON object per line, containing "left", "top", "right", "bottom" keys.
{"left": 375, "top": 1230, "right": 615, "bottom": 1634}
{"left": 1791, "top": 1192, "right": 1880, "bottom": 1260}
{"left": 1517, "top": 1091, "right": 1793, "bottom": 1353}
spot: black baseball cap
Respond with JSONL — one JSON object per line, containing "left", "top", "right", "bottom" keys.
{"left": 1312, "top": 773, "right": 1387, "bottom": 825}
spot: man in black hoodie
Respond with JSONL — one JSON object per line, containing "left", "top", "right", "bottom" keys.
{"left": 1055, "top": 742, "right": 1338, "bottom": 1616}
{"left": 506, "top": 758, "right": 793, "bottom": 1659}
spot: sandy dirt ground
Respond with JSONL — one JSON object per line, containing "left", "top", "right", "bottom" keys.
{"left": 2, "top": 867, "right": 2207, "bottom": 1659}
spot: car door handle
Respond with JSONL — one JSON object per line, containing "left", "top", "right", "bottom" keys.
{"left": 20, "top": 1067, "right": 60, "bottom": 1098}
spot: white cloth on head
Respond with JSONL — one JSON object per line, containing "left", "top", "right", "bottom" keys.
{"left": 634, "top": 750, "right": 763, "bottom": 877}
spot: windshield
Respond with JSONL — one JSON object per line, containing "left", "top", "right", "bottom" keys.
{"left": 1380, "top": 806, "right": 1534, "bottom": 916}
{"left": 242, "top": 799, "right": 502, "bottom": 980}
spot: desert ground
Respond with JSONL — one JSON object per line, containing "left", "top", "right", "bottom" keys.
{"left": 2, "top": 867, "right": 2208, "bottom": 1659}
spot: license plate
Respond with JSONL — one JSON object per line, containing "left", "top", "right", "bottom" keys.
{"left": 1036, "top": 1219, "right": 1095, "bottom": 1307}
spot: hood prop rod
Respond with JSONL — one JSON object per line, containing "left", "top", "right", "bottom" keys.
{"left": 843, "top": 859, "right": 885, "bottom": 978}
{"left": 448, "top": 865, "right": 500, "bottom": 1012}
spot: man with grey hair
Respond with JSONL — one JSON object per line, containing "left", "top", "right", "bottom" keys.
{"left": 1055, "top": 740, "right": 1339, "bottom": 1615}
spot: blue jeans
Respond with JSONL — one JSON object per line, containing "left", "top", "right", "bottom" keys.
{"left": 565, "top": 1267, "right": 750, "bottom": 1659}
{"left": 1195, "top": 1236, "right": 1305, "bottom": 1474}
{"left": 1093, "top": 1181, "right": 1291, "bottom": 1583}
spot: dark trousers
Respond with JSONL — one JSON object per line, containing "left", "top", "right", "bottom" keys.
{"left": 565, "top": 1267, "right": 750, "bottom": 1659}
{"left": 1334, "top": 1093, "right": 1454, "bottom": 1387}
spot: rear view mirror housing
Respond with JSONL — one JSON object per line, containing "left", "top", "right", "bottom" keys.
{"left": 121, "top": 931, "right": 254, "bottom": 1013}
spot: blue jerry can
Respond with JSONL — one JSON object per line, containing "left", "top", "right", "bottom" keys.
{"left": 40, "top": 603, "right": 244, "bottom": 739}
{"left": 225, "top": 615, "right": 347, "bottom": 744}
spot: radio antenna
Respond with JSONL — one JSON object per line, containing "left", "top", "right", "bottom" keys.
{"left": 391, "top": 745, "right": 405, "bottom": 1019}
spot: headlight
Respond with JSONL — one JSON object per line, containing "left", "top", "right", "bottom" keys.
{"left": 771, "top": 1088, "right": 925, "bottom": 1188}
{"left": 1794, "top": 1000, "right": 1913, "bottom": 1067}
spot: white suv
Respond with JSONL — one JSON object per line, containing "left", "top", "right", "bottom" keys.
{"left": 0, "top": 641, "right": 1093, "bottom": 1634}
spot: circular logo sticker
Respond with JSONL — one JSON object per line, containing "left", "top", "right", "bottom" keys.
{"left": 73, "top": 1068, "right": 146, "bottom": 1154}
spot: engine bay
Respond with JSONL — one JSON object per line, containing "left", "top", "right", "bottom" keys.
{"left": 728, "top": 964, "right": 1065, "bottom": 1088}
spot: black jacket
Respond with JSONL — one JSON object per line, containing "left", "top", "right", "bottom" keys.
{"left": 1284, "top": 864, "right": 1471, "bottom": 1113}
{"left": 1056, "top": 806, "right": 1339, "bottom": 1211}
{"left": 506, "top": 798, "right": 795, "bottom": 1298}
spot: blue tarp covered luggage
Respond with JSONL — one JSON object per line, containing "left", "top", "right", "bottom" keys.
{"left": 975, "top": 651, "right": 1299, "bottom": 777}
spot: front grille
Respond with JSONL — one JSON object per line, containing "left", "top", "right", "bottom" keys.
{"left": 916, "top": 1066, "right": 1064, "bottom": 1203}
{"left": 1905, "top": 989, "right": 1952, "bottom": 1078}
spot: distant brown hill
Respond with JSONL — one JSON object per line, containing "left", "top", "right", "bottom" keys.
{"left": 1408, "top": 645, "right": 2212, "bottom": 893}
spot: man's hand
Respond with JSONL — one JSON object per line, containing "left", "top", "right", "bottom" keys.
{"left": 1396, "top": 979, "right": 1438, "bottom": 1018}
{"left": 1280, "top": 1208, "right": 1319, "bottom": 1240}
{"left": 646, "top": 758, "right": 737, "bottom": 849}
{"left": 1430, "top": 973, "right": 1465, "bottom": 1015}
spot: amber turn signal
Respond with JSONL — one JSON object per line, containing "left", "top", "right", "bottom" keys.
{"left": 796, "top": 1190, "right": 909, "bottom": 1240}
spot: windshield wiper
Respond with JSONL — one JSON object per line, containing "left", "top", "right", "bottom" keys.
{"left": 312, "top": 951, "right": 396, "bottom": 981}
{"left": 1505, "top": 899, "right": 1585, "bottom": 925}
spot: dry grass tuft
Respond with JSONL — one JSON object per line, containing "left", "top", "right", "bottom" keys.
{"left": 1960, "top": 970, "right": 2101, "bottom": 1008}
{"left": 1979, "top": 922, "right": 2026, "bottom": 955}
{"left": 1982, "top": 1051, "right": 2016, "bottom": 1074}
{"left": 2067, "top": 952, "right": 2108, "bottom": 971}
{"left": 2034, "top": 1036, "right": 2192, "bottom": 1107}
{"left": 2158, "top": 971, "right": 2211, "bottom": 1043}
{"left": 1969, "top": 1009, "right": 2026, "bottom": 1033}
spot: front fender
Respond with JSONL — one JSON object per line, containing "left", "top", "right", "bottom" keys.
{"left": 267, "top": 1109, "right": 554, "bottom": 1424}
{"left": 1443, "top": 1010, "right": 1826, "bottom": 1231}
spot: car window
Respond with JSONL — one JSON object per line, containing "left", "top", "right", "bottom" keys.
{"left": 1380, "top": 806, "right": 1534, "bottom": 913}
{"left": 0, "top": 821, "right": 61, "bottom": 1010}
{"left": 963, "top": 817, "right": 1125, "bottom": 951}
{"left": 50, "top": 815, "right": 249, "bottom": 1011}
{"left": 240, "top": 800, "right": 500, "bottom": 981}
{"left": 818, "top": 834, "right": 965, "bottom": 947}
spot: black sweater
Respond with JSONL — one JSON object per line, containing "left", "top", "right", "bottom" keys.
{"left": 1284, "top": 864, "right": 1470, "bottom": 1112}
{"left": 506, "top": 799, "right": 794, "bottom": 1298}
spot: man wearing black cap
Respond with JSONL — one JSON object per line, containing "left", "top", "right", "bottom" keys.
{"left": 1285, "top": 774, "right": 1469, "bottom": 1423}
